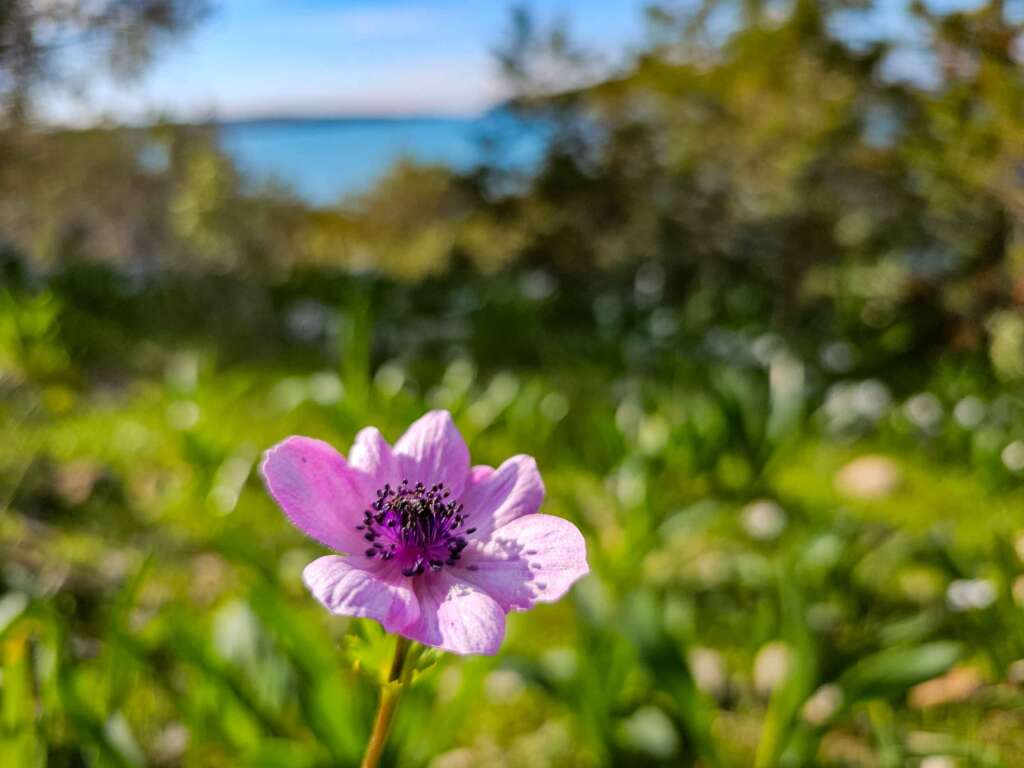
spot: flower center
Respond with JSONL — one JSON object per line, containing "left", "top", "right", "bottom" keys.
{"left": 357, "top": 480, "right": 475, "bottom": 577}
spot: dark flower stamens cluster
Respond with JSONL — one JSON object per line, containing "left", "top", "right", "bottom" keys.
{"left": 357, "top": 480, "right": 476, "bottom": 577}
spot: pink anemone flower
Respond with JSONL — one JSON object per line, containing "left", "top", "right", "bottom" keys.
{"left": 261, "top": 410, "right": 589, "bottom": 655}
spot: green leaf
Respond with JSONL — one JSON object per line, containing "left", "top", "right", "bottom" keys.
{"left": 841, "top": 642, "right": 963, "bottom": 702}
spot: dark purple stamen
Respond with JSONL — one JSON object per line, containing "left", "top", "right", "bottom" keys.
{"left": 358, "top": 480, "right": 471, "bottom": 577}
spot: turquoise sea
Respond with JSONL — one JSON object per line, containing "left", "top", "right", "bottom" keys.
{"left": 218, "top": 112, "right": 547, "bottom": 206}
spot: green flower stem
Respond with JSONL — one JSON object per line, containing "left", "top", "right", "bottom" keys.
{"left": 360, "top": 635, "right": 412, "bottom": 768}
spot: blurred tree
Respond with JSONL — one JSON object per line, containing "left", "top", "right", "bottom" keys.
{"left": 494, "top": 4, "right": 598, "bottom": 102}
{"left": 0, "top": 0, "right": 209, "bottom": 125}
{"left": 486, "top": 0, "right": 1024, "bottom": 355}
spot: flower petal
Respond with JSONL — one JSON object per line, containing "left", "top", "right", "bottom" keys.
{"left": 469, "top": 465, "right": 494, "bottom": 483}
{"left": 303, "top": 556, "right": 419, "bottom": 633}
{"left": 261, "top": 436, "right": 366, "bottom": 554}
{"left": 393, "top": 410, "right": 471, "bottom": 495}
{"left": 401, "top": 572, "right": 506, "bottom": 655}
{"left": 459, "top": 514, "right": 589, "bottom": 612}
{"left": 460, "top": 455, "right": 544, "bottom": 540}
{"left": 348, "top": 427, "right": 401, "bottom": 494}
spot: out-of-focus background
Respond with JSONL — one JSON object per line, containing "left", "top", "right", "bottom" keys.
{"left": 2, "top": 0, "right": 1024, "bottom": 765}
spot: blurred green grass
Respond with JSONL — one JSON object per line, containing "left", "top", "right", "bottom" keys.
{"left": 5, "top": 292, "right": 1024, "bottom": 766}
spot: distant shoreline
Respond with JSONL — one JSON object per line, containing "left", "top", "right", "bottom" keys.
{"left": 215, "top": 114, "right": 486, "bottom": 130}
{"left": 27, "top": 109, "right": 544, "bottom": 204}
{"left": 38, "top": 105, "right": 514, "bottom": 133}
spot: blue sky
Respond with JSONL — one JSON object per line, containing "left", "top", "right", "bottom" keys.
{"left": 45, "top": 0, "right": 652, "bottom": 124}
{"left": 44, "top": 0, "right": 996, "bottom": 125}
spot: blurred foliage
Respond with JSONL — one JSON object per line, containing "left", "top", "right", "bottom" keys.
{"left": 3, "top": 0, "right": 1024, "bottom": 765}
{"left": 0, "top": 0, "right": 209, "bottom": 124}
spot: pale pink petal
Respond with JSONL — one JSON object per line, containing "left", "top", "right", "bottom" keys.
{"left": 393, "top": 411, "right": 471, "bottom": 495}
{"left": 460, "top": 455, "right": 544, "bottom": 540}
{"left": 459, "top": 515, "right": 589, "bottom": 611}
{"left": 469, "top": 465, "right": 494, "bottom": 483}
{"left": 401, "top": 572, "right": 506, "bottom": 655}
{"left": 303, "top": 556, "right": 419, "bottom": 633}
{"left": 347, "top": 427, "right": 401, "bottom": 494}
{"left": 261, "top": 436, "right": 367, "bottom": 554}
